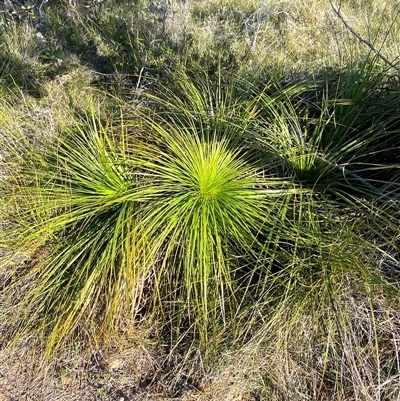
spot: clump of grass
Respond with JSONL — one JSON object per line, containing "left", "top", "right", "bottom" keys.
{"left": 1, "top": 110, "right": 143, "bottom": 351}
{"left": 131, "top": 105, "right": 266, "bottom": 352}
{"left": 0, "top": 77, "right": 294, "bottom": 357}
{"left": 0, "top": 19, "right": 47, "bottom": 97}
{"left": 3, "top": 60, "right": 399, "bottom": 360}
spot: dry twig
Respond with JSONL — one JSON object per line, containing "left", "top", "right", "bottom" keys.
{"left": 329, "top": 0, "right": 400, "bottom": 74}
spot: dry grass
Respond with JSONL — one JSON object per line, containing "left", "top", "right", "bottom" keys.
{"left": 163, "top": 0, "right": 400, "bottom": 77}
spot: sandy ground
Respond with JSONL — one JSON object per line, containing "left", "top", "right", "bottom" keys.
{"left": 0, "top": 345, "right": 185, "bottom": 401}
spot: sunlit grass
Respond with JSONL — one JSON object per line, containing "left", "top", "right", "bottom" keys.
{"left": 1, "top": 1, "right": 400, "bottom": 399}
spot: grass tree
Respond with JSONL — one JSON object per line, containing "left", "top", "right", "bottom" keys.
{"left": 0, "top": 80, "right": 297, "bottom": 356}
{"left": 1, "top": 61, "right": 399, "bottom": 399}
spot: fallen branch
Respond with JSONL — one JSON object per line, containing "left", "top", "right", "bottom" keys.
{"left": 329, "top": 0, "right": 400, "bottom": 74}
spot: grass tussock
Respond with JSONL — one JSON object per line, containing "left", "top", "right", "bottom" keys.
{"left": 1, "top": 1, "right": 400, "bottom": 400}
